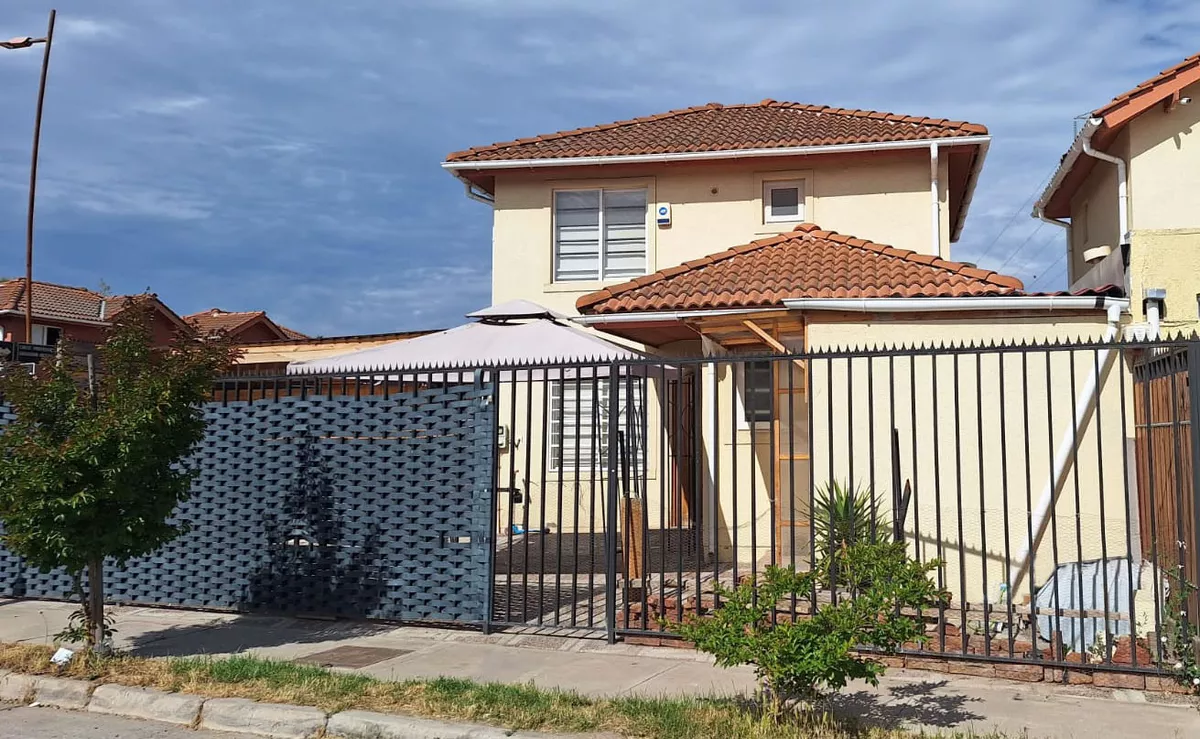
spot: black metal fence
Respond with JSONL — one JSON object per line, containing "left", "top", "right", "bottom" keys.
{"left": 478, "top": 337, "right": 1200, "bottom": 676}
{"left": 0, "top": 336, "right": 1196, "bottom": 677}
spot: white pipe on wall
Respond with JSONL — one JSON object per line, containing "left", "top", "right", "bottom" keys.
{"left": 1080, "top": 118, "right": 1129, "bottom": 245}
{"left": 1146, "top": 300, "right": 1161, "bottom": 339}
{"left": 930, "top": 143, "right": 941, "bottom": 255}
{"left": 1006, "top": 301, "right": 1123, "bottom": 596}
{"left": 700, "top": 337, "right": 721, "bottom": 555}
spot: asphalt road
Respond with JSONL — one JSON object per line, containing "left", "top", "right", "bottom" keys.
{"left": 0, "top": 706, "right": 243, "bottom": 738}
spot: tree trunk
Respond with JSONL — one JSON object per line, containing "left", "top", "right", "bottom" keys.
{"left": 86, "top": 558, "right": 107, "bottom": 654}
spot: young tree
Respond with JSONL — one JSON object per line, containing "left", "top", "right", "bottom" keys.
{"left": 0, "top": 301, "right": 237, "bottom": 649}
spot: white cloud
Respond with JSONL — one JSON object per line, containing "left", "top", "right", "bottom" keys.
{"left": 0, "top": 0, "right": 1196, "bottom": 330}
{"left": 56, "top": 17, "right": 123, "bottom": 40}
{"left": 128, "top": 95, "right": 209, "bottom": 116}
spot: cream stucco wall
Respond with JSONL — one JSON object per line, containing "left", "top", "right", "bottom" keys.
{"left": 490, "top": 150, "right": 949, "bottom": 316}
{"left": 803, "top": 314, "right": 1137, "bottom": 627}
{"left": 1068, "top": 130, "right": 1127, "bottom": 285}
{"left": 1069, "top": 80, "right": 1200, "bottom": 330}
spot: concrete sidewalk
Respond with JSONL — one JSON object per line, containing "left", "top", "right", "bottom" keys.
{"left": 1, "top": 600, "right": 1196, "bottom": 738}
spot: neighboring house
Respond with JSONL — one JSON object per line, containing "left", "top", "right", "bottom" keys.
{"left": 234, "top": 330, "right": 438, "bottom": 375}
{"left": 444, "top": 101, "right": 1133, "bottom": 610}
{"left": 184, "top": 308, "right": 307, "bottom": 344}
{"left": 1035, "top": 51, "right": 1200, "bottom": 335}
{"left": 0, "top": 279, "right": 189, "bottom": 347}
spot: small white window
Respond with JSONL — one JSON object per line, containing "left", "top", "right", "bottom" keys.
{"left": 31, "top": 324, "right": 61, "bottom": 346}
{"left": 763, "top": 180, "right": 804, "bottom": 223}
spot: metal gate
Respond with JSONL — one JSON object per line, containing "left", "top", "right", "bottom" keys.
{"left": 1133, "top": 344, "right": 1200, "bottom": 623}
{"left": 0, "top": 374, "right": 495, "bottom": 625}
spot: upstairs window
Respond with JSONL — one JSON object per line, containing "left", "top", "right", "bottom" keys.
{"left": 554, "top": 188, "right": 647, "bottom": 282}
{"left": 763, "top": 180, "right": 804, "bottom": 223}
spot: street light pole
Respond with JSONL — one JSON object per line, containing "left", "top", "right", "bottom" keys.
{"left": 3, "top": 9, "right": 56, "bottom": 344}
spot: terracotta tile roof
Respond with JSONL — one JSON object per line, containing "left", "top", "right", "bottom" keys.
{"left": 1040, "top": 50, "right": 1200, "bottom": 217}
{"left": 184, "top": 308, "right": 306, "bottom": 340}
{"left": 446, "top": 101, "right": 988, "bottom": 163}
{"left": 278, "top": 324, "right": 309, "bottom": 341}
{"left": 0, "top": 279, "right": 140, "bottom": 322}
{"left": 576, "top": 224, "right": 1024, "bottom": 315}
{"left": 1093, "top": 51, "right": 1200, "bottom": 119}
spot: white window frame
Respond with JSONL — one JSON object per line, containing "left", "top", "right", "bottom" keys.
{"left": 763, "top": 179, "right": 805, "bottom": 224}
{"left": 552, "top": 187, "right": 649, "bottom": 282}
{"left": 548, "top": 376, "right": 647, "bottom": 473}
{"left": 31, "top": 324, "right": 61, "bottom": 346}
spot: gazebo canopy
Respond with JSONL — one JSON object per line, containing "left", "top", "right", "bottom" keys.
{"left": 286, "top": 300, "right": 651, "bottom": 376}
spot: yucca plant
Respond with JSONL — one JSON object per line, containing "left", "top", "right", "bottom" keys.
{"left": 813, "top": 481, "right": 884, "bottom": 586}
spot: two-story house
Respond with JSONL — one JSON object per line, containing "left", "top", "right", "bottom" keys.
{"left": 443, "top": 101, "right": 1130, "bottom": 607}
{"left": 0, "top": 279, "right": 189, "bottom": 347}
{"left": 1035, "top": 51, "right": 1200, "bottom": 336}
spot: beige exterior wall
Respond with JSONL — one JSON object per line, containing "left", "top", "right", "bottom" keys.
{"left": 490, "top": 150, "right": 949, "bottom": 317}
{"left": 1069, "top": 80, "right": 1200, "bottom": 330}
{"left": 804, "top": 314, "right": 1134, "bottom": 618}
{"left": 1067, "top": 130, "right": 1127, "bottom": 285}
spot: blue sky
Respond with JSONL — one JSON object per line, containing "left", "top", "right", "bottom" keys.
{"left": 0, "top": 1, "right": 1196, "bottom": 336}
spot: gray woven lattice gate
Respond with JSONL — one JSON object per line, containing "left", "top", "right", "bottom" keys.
{"left": 0, "top": 379, "right": 495, "bottom": 624}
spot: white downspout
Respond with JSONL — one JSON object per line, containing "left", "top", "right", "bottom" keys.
{"left": 1006, "top": 301, "right": 1123, "bottom": 597}
{"left": 462, "top": 180, "right": 495, "bottom": 206}
{"left": 1146, "top": 299, "right": 1161, "bottom": 339}
{"left": 929, "top": 143, "right": 940, "bottom": 256}
{"left": 1080, "top": 118, "right": 1129, "bottom": 245}
{"left": 700, "top": 336, "right": 721, "bottom": 555}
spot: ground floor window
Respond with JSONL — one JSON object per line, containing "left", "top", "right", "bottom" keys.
{"left": 549, "top": 376, "right": 646, "bottom": 473}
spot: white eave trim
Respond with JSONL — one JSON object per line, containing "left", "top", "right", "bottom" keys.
{"left": 573, "top": 297, "right": 1127, "bottom": 327}
{"left": 573, "top": 307, "right": 780, "bottom": 326}
{"left": 1034, "top": 118, "right": 1101, "bottom": 213}
{"left": 0, "top": 309, "right": 111, "bottom": 326}
{"left": 782, "top": 296, "right": 1128, "bottom": 313}
{"left": 442, "top": 135, "right": 990, "bottom": 171}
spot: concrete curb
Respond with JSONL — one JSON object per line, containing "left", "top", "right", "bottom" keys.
{"left": 0, "top": 672, "right": 613, "bottom": 739}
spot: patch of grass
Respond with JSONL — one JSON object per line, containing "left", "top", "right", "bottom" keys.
{"left": 0, "top": 642, "right": 1001, "bottom": 738}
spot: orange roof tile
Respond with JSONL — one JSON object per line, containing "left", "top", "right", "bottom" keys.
{"left": 446, "top": 101, "right": 987, "bottom": 163}
{"left": 576, "top": 224, "right": 1024, "bottom": 315}
{"left": 184, "top": 308, "right": 307, "bottom": 340}
{"left": 1040, "top": 51, "right": 1200, "bottom": 217}
{"left": 0, "top": 279, "right": 151, "bottom": 323}
{"left": 1093, "top": 51, "right": 1200, "bottom": 120}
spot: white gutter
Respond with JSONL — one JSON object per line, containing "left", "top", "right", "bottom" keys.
{"left": 1080, "top": 118, "right": 1129, "bottom": 245}
{"left": 781, "top": 296, "right": 1128, "bottom": 313}
{"left": 929, "top": 143, "right": 941, "bottom": 255}
{"left": 1035, "top": 205, "right": 1070, "bottom": 232}
{"left": 1034, "top": 118, "right": 1100, "bottom": 219}
{"left": 1006, "top": 300, "right": 1123, "bottom": 597}
{"left": 0, "top": 310, "right": 110, "bottom": 326}
{"left": 443, "top": 135, "right": 991, "bottom": 171}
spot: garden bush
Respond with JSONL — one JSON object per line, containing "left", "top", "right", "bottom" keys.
{"left": 673, "top": 541, "right": 945, "bottom": 715}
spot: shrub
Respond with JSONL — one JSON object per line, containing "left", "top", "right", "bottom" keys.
{"left": 672, "top": 542, "right": 945, "bottom": 715}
